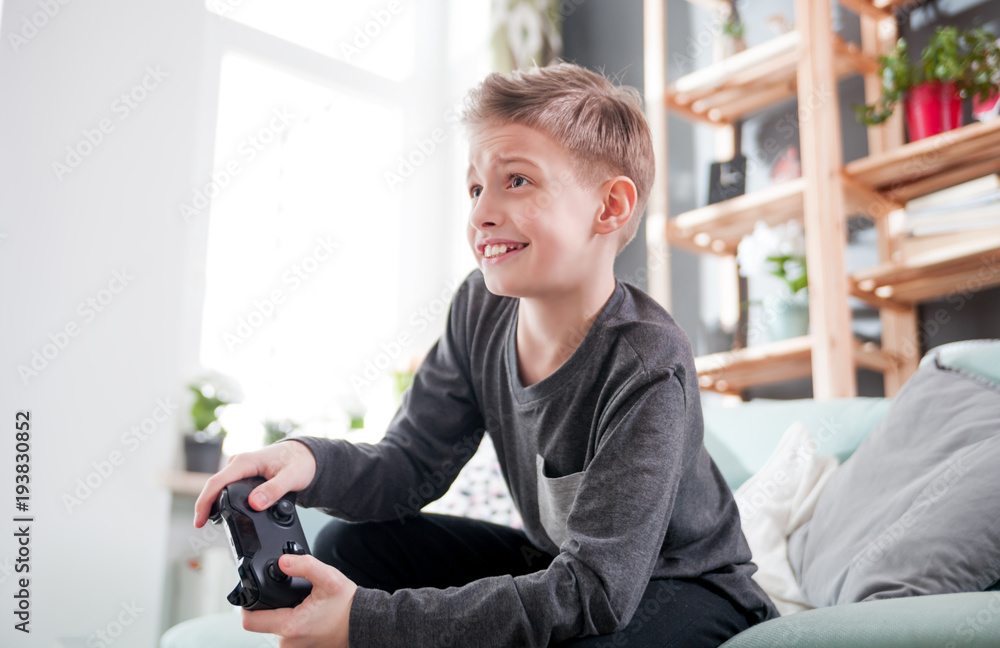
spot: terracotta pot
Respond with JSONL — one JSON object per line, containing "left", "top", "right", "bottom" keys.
{"left": 905, "top": 81, "right": 962, "bottom": 141}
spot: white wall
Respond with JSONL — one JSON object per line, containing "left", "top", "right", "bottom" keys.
{"left": 0, "top": 0, "right": 212, "bottom": 645}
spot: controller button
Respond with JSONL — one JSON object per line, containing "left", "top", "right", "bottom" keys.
{"left": 266, "top": 560, "right": 289, "bottom": 583}
{"left": 271, "top": 500, "right": 295, "bottom": 525}
{"left": 283, "top": 541, "right": 306, "bottom": 555}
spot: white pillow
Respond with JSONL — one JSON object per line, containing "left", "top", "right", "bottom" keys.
{"left": 734, "top": 422, "right": 839, "bottom": 616}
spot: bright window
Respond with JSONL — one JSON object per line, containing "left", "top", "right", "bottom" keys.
{"left": 198, "top": 2, "right": 489, "bottom": 454}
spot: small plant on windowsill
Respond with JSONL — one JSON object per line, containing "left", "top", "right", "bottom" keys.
{"left": 263, "top": 418, "right": 300, "bottom": 446}
{"left": 184, "top": 372, "right": 242, "bottom": 473}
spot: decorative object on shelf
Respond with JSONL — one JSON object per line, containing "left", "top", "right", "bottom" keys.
{"left": 855, "top": 27, "right": 1000, "bottom": 141}
{"left": 184, "top": 372, "right": 242, "bottom": 473}
{"left": 973, "top": 89, "right": 1000, "bottom": 122}
{"left": 491, "top": 0, "right": 561, "bottom": 73}
{"left": 765, "top": 14, "right": 792, "bottom": 37}
{"left": 708, "top": 154, "right": 747, "bottom": 204}
{"left": 718, "top": 1, "right": 746, "bottom": 60}
{"left": 770, "top": 145, "right": 801, "bottom": 184}
{"left": 709, "top": 119, "right": 746, "bottom": 205}
{"left": 737, "top": 221, "right": 809, "bottom": 344}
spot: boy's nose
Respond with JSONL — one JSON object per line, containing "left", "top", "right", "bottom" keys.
{"left": 470, "top": 195, "right": 502, "bottom": 231}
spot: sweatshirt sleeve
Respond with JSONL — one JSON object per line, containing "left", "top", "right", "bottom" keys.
{"left": 290, "top": 276, "right": 486, "bottom": 522}
{"left": 346, "top": 366, "right": 703, "bottom": 648}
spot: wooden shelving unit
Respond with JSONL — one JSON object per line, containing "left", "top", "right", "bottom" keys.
{"left": 695, "top": 335, "right": 892, "bottom": 395}
{"left": 843, "top": 118, "right": 1000, "bottom": 203}
{"left": 644, "top": 0, "right": 1000, "bottom": 399}
{"left": 666, "top": 31, "right": 876, "bottom": 125}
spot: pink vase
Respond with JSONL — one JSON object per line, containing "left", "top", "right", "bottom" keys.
{"left": 905, "top": 82, "right": 962, "bottom": 141}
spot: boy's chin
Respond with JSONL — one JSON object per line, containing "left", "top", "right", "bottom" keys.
{"left": 481, "top": 273, "right": 527, "bottom": 299}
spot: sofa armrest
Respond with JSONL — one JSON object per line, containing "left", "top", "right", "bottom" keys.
{"left": 721, "top": 592, "right": 1000, "bottom": 648}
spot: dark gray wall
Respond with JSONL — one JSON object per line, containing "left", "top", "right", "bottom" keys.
{"left": 561, "top": 0, "right": 650, "bottom": 292}
{"left": 561, "top": 0, "right": 704, "bottom": 342}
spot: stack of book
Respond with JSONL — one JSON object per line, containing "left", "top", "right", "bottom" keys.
{"left": 903, "top": 174, "right": 1000, "bottom": 238}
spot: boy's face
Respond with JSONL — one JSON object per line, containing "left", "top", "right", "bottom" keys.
{"left": 466, "top": 123, "right": 608, "bottom": 299}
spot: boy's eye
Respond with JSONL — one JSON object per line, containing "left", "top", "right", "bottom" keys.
{"left": 510, "top": 175, "right": 528, "bottom": 188}
{"left": 470, "top": 186, "right": 482, "bottom": 198}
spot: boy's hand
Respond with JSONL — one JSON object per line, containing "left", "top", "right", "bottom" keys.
{"left": 241, "top": 554, "right": 356, "bottom": 648}
{"left": 192, "top": 440, "right": 317, "bottom": 528}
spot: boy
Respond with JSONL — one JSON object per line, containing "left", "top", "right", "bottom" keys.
{"left": 194, "top": 62, "right": 778, "bottom": 648}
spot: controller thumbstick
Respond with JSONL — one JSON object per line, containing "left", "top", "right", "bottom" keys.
{"left": 267, "top": 560, "right": 290, "bottom": 583}
{"left": 271, "top": 499, "right": 295, "bottom": 525}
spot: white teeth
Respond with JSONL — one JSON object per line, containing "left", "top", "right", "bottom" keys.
{"left": 483, "top": 243, "right": 523, "bottom": 258}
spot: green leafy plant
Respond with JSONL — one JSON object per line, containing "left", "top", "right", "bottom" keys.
{"left": 187, "top": 375, "right": 241, "bottom": 442}
{"left": 722, "top": 15, "right": 745, "bottom": 41}
{"left": 263, "top": 419, "right": 298, "bottom": 446}
{"left": 856, "top": 26, "right": 1000, "bottom": 125}
{"left": 737, "top": 221, "right": 809, "bottom": 297}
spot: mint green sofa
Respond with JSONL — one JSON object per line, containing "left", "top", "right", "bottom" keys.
{"left": 162, "top": 340, "right": 1000, "bottom": 648}
{"left": 711, "top": 339, "right": 1000, "bottom": 648}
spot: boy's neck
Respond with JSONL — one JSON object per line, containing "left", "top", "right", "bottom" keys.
{"left": 515, "top": 272, "right": 617, "bottom": 387}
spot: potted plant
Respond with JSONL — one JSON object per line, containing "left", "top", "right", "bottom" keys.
{"left": 737, "top": 220, "right": 809, "bottom": 344}
{"left": 262, "top": 418, "right": 299, "bottom": 446}
{"left": 184, "top": 373, "right": 242, "bottom": 473}
{"left": 856, "top": 26, "right": 1000, "bottom": 140}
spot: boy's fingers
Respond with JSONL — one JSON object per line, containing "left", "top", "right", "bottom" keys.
{"left": 192, "top": 458, "right": 261, "bottom": 527}
{"left": 278, "top": 554, "right": 337, "bottom": 590}
{"left": 241, "top": 607, "right": 293, "bottom": 635}
{"left": 248, "top": 469, "right": 297, "bottom": 511}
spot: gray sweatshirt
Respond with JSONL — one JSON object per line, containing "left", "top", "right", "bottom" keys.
{"left": 294, "top": 270, "right": 778, "bottom": 647}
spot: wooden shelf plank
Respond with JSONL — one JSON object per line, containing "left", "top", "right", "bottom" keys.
{"left": 843, "top": 119, "right": 1000, "bottom": 203}
{"left": 666, "top": 32, "right": 875, "bottom": 125}
{"left": 695, "top": 336, "right": 896, "bottom": 393}
{"left": 161, "top": 470, "right": 211, "bottom": 497}
{"left": 668, "top": 179, "right": 805, "bottom": 256}
{"left": 851, "top": 234, "right": 1000, "bottom": 305}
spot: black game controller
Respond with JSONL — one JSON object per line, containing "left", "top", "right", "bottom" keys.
{"left": 209, "top": 476, "right": 313, "bottom": 610}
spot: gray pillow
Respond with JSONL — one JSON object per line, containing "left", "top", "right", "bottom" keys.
{"left": 787, "top": 359, "right": 1000, "bottom": 607}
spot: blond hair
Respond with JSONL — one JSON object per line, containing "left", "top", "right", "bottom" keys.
{"left": 461, "top": 62, "right": 655, "bottom": 255}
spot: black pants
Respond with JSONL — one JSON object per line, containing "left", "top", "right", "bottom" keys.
{"left": 312, "top": 513, "right": 752, "bottom": 648}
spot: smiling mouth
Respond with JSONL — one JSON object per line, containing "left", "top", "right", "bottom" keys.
{"left": 482, "top": 243, "right": 527, "bottom": 259}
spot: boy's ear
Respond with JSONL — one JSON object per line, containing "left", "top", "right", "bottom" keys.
{"left": 594, "top": 176, "right": 637, "bottom": 235}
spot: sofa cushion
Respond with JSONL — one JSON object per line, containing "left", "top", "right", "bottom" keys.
{"left": 920, "top": 338, "right": 1000, "bottom": 386}
{"left": 734, "top": 422, "right": 839, "bottom": 616}
{"left": 703, "top": 397, "right": 890, "bottom": 490}
{"left": 787, "top": 359, "right": 1000, "bottom": 607}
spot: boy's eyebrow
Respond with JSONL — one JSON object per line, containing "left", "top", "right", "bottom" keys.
{"left": 467, "top": 155, "right": 542, "bottom": 180}
{"left": 494, "top": 155, "right": 541, "bottom": 168}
